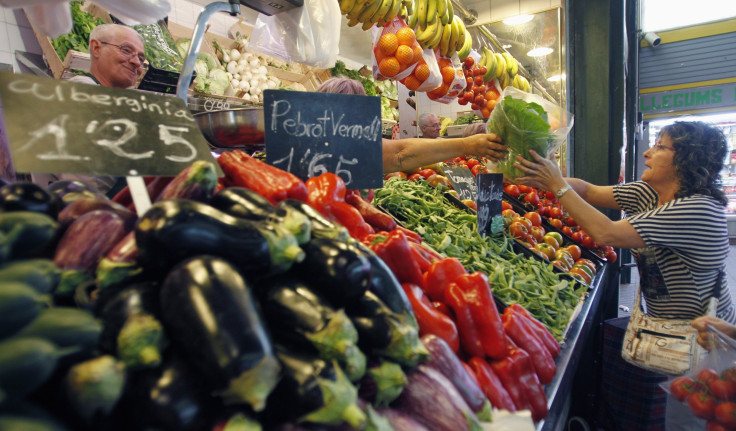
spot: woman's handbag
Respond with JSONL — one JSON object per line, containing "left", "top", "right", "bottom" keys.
{"left": 621, "top": 270, "right": 725, "bottom": 376}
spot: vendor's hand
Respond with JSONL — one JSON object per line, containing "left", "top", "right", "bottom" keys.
{"left": 513, "top": 150, "right": 565, "bottom": 191}
{"left": 691, "top": 316, "right": 736, "bottom": 350}
{"left": 464, "top": 134, "right": 508, "bottom": 162}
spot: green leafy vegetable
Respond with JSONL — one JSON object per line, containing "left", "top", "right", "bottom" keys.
{"left": 454, "top": 114, "right": 482, "bottom": 125}
{"left": 487, "top": 95, "right": 553, "bottom": 180}
{"left": 330, "top": 60, "right": 378, "bottom": 97}
{"left": 51, "top": 1, "right": 105, "bottom": 61}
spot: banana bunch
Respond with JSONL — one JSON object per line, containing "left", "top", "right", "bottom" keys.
{"left": 512, "top": 74, "right": 531, "bottom": 92}
{"left": 340, "top": 0, "right": 408, "bottom": 30}
{"left": 407, "top": 0, "right": 461, "bottom": 51}
{"left": 476, "top": 47, "right": 528, "bottom": 90}
{"left": 456, "top": 29, "right": 472, "bottom": 60}
{"left": 437, "top": 16, "right": 468, "bottom": 57}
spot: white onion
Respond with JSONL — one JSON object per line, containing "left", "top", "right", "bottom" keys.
{"left": 242, "top": 93, "right": 251, "bottom": 101}
{"left": 230, "top": 49, "right": 241, "bottom": 60}
{"left": 226, "top": 61, "right": 238, "bottom": 74}
{"left": 257, "top": 65, "right": 268, "bottom": 75}
{"left": 252, "top": 87, "right": 262, "bottom": 96}
{"left": 266, "top": 80, "right": 277, "bottom": 89}
{"left": 249, "top": 78, "right": 260, "bottom": 88}
{"left": 233, "top": 73, "right": 241, "bottom": 80}
{"left": 240, "top": 81, "right": 250, "bottom": 91}
{"left": 226, "top": 72, "right": 232, "bottom": 80}
{"left": 243, "top": 71, "right": 253, "bottom": 81}
{"left": 223, "top": 53, "right": 230, "bottom": 63}
{"left": 249, "top": 59, "right": 260, "bottom": 67}
{"left": 231, "top": 79, "right": 240, "bottom": 88}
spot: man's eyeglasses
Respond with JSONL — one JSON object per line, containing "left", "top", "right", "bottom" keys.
{"left": 99, "top": 41, "right": 146, "bottom": 64}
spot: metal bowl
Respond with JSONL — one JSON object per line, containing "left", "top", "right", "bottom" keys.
{"left": 194, "top": 107, "right": 265, "bottom": 149}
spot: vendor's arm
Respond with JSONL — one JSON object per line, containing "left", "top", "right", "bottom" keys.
{"left": 515, "top": 150, "right": 644, "bottom": 249}
{"left": 382, "top": 133, "right": 507, "bottom": 173}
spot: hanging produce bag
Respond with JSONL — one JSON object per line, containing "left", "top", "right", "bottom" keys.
{"left": 427, "top": 53, "right": 466, "bottom": 104}
{"left": 88, "top": 0, "right": 170, "bottom": 25}
{"left": 401, "top": 48, "right": 442, "bottom": 93}
{"left": 372, "top": 17, "right": 421, "bottom": 81}
{"left": 133, "top": 20, "right": 184, "bottom": 72}
{"left": 248, "top": 0, "right": 340, "bottom": 68}
{"left": 486, "top": 86, "right": 574, "bottom": 181}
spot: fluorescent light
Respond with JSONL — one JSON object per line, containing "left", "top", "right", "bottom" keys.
{"left": 527, "top": 47, "right": 553, "bottom": 57}
{"left": 503, "top": 14, "right": 533, "bottom": 25}
{"left": 502, "top": 44, "right": 512, "bottom": 49}
{"left": 547, "top": 73, "right": 565, "bottom": 82}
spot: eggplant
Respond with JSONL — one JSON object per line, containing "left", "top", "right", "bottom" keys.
{"left": 375, "top": 407, "right": 430, "bottom": 431}
{"left": 95, "top": 281, "right": 160, "bottom": 355}
{"left": 393, "top": 365, "right": 482, "bottom": 431}
{"left": 156, "top": 160, "right": 218, "bottom": 202}
{"left": 278, "top": 199, "right": 349, "bottom": 242}
{"left": 264, "top": 346, "right": 365, "bottom": 429}
{"left": 112, "top": 352, "right": 219, "bottom": 431}
{"left": 135, "top": 199, "right": 303, "bottom": 276}
{"left": 357, "top": 360, "right": 406, "bottom": 407}
{"left": 46, "top": 180, "right": 106, "bottom": 207}
{"left": 295, "top": 238, "right": 372, "bottom": 307}
{"left": 0, "top": 211, "right": 58, "bottom": 263}
{"left": 348, "top": 290, "right": 428, "bottom": 368}
{"left": 260, "top": 275, "right": 366, "bottom": 382}
{"left": 0, "top": 182, "right": 61, "bottom": 217}
{"left": 160, "top": 255, "right": 280, "bottom": 411}
{"left": 421, "top": 334, "right": 492, "bottom": 421}
{"left": 95, "top": 231, "right": 143, "bottom": 291}
{"left": 57, "top": 197, "right": 136, "bottom": 231}
{"left": 213, "top": 188, "right": 312, "bottom": 245}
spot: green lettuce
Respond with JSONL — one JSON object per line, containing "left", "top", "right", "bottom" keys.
{"left": 487, "top": 95, "right": 553, "bottom": 180}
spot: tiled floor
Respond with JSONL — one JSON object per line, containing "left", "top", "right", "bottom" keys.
{"left": 618, "top": 241, "right": 736, "bottom": 317}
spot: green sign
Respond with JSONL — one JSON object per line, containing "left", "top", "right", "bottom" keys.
{"left": 0, "top": 71, "right": 217, "bottom": 176}
{"left": 639, "top": 82, "right": 736, "bottom": 115}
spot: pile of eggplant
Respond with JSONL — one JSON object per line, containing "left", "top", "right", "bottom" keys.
{"left": 0, "top": 163, "right": 496, "bottom": 431}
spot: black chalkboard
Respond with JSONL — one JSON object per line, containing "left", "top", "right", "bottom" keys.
{"left": 263, "top": 89, "right": 383, "bottom": 189}
{"left": 442, "top": 166, "right": 477, "bottom": 201}
{"left": 0, "top": 71, "right": 217, "bottom": 177}
{"left": 476, "top": 173, "right": 504, "bottom": 236}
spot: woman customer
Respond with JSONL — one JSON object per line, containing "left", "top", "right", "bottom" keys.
{"left": 514, "top": 121, "right": 734, "bottom": 430}
{"left": 316, "top": 77, "right": 508, "bottom": 173}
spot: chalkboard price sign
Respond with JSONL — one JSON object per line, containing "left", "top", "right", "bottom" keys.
{"left": 476, "top": 173, "right": 504, "bottom": 236}
{"left": 442, "top": 166, "right": 477, "bottom": 201}
{"left": 263, "top": 89, "right": 383, "bottom": 189}
{"left": 0, "top": 71, "right": 217, "bottom": 177}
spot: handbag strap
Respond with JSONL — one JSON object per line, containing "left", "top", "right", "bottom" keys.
{"left": 632, "top": 266, "right": 726, "bottom": 316}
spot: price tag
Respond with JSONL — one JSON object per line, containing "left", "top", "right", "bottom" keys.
{"left": 442, "top": 166, "right": 477, "bottom": 201}
{"left": 0, "top": 71, "right": 218, "bottom": 177}
{"left": 263, "top": 89, "right": 383, "bottom": 189}
{"left": 476, "top": 173, "right": 504, "bottom": 236}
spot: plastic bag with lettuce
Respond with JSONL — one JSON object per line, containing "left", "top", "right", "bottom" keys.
{"left": 486, "top": 86, "right": 574, "bottom": 181}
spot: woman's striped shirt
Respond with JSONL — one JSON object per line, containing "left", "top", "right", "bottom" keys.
{"left": 613, "top": 181, "right": 734, "bottom": 323}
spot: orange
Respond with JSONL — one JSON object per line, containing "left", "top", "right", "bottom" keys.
{"left": 412, "top": 44, "right": 423, "bottom": 63}
{"left": 437, "top": 57, "right": 452, "bottom": 69}
{"left": 428, "top": 83, "right": 449, "bottom": 99}
{"left": 378, "top": 33, "right": 399, "bottom": 55}
{"left": 414, "top": 63, "right": 430, "bottom": 81}
{"left": 396, "top": 44, "right": 415, "bottom": 65}
{"left": 378, "top": 57, "right": 401, "bottom": 77}
{"left": 441, "top": 66, "right": 456, "bottom": 84}
{"left": 481, "top": 107, "right": 491, "bottom": 118}
{"left": 396, "top": 27, "right": 416, "bottom": 46}
{"left": 403, "top": 75, "right": 422, "bottom": 90}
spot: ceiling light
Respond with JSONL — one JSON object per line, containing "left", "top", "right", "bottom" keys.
{"left": 527, "top": 47, "right": 553, "bottom": 57}
{"left": 502, "top": 14, "right": 533, "bottom": 25}
{"left": 502, "top": 44, "right": 512, "bottom": 49}
{"left": 547, "top": 73, "right": 565, "bottom": 82}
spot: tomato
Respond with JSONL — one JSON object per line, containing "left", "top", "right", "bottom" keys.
{"left": 502, "top": 209, "right": 519, "bottom": 219}
{"left": 709, "top": 379, "right": 736, "bottom": 401}
{"left": 523, "top": 191, "right": 540, "bottom": 206}
{"left": 534, "top": 243, "right": 556, "bottom": 260}
{"left": 524, "top": 235, "right": 538, "bottom": 247}
{"left": 572, "top": 263, "right": 595, "bottom": 279}
{"left": 555, "top": 249, "right": 575, "bottom": 268}
{"left": 566, "top": 216, "right": 577, "bottom": 226}
{"left": 426, "top": 174, "right": 451, "bottom": 188}
{"left": 569, "top": 266, "right": 592, "bottom": 284}
{"left": 563, "top": 244, "right": 582, "bottom": 261}
{"left": 508, "top": 221, "right": 529, "bottom": 239}
{"left": 549, "top": 206, "right": 563, "bottom": 219}
{"left": 549, "top": 218, "right": 564, "bottom": 229}
{"left": 571, "top": 231, "right": 585, "bottom": 244}
{"left": 545, "top": 190, "right": 556, "bottom": 200}
{"left": 385, "top": 171, "right": 407, "bottom": 180}
{"left": 552, "top": 259, "right": 571, "bottom": 272}
{"left": 604, "top": 249, "right": 618, "bottom": 263}
{"left": 545, "top": 232, "right": 563, "bottom": 245}
{"left": 463, "top": 57, "right": 475, "bottom": 68}
{"left": 700, "top": 369, "right": 722, "bottom": 386}
{"left": 561, "top": 226, "right": 574, "bottom": 236}
{"left": 518, "top": 184, "right": 532, "bottom": 194}
{"left": 543, "top": 235, "right": 560, "bottom": 250}
{"left": 502, "top": 201, "right": 512, "bottom": 211}
{"left": 419, "top": 168, "right": 437, "bottom": 178}
{"left": 471, "top": 164, "right": 487, "bottom": 176}
{"left": 581, "top": 235, "right": 597, "bottom": 250}
{"left": 523, "top": 211, "right": 542, "bottom": 227}
{"left": 462, "top": 199, "right": 477, "bottom": 210}
{"left": 512, "top": 216, "right": 533, "bottom": 230}
{"left": 408, "top": 173, "right": 425, "bottom": 182}
{"left": 466, "top": 158, "right": 480, "bottom": 169}
{"left": 504, "top": 184, "right": 521, "bottom": 198}
{"left": 530, "top": 226, "right": 545, "bottom": 243}
{"left": 706, "top": 421, "right": 729, "bottom": 431}
{"left": 537, "top": 204, "right": 550, "bottom": 217}
{"left": 723, "top": 367, "right": 736, "bottom": 384}
{"left": 688, "top": 392, "right": 717, "bottom": 420}
{"left": 575, "top": 258, "right": 597, "bottom": 272}
{"left": 715, "top": 402, "right": 736, "bottom": 428}
{"left": 670, "top": 376, "right": 697, "bottom": 402}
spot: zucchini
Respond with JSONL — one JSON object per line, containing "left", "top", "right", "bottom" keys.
{"left": 160, "top": 255, "right": 280, "bottom": 411}
{"left": 0, "top": 337, "right": 71, "bottom": 398}
{"left": 12, "top": 307, "right": 102, "bottom": 356}
{"left": 0, "top": 282, "right": 47, "bottom": 339}
{"left": 0, "top": 259, "right": 62, "bottom": 294}
{"left": 0, "top": 211, "right": 58, "bottom": 263}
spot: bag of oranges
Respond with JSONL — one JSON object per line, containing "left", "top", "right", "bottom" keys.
{"left": 401, "top": 47, "right": 442, "bottom": 92}
{"left": 427, "top": 53, "right": 467, "bottom": 104}
{"left": 372, "top": 17, "right": 422, "bottom": 81}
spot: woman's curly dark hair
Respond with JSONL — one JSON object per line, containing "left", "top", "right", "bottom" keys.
{"left": 659, "top": 121, "right": 728, "bottom": 206}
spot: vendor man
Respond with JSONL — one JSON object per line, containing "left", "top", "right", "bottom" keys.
{"left": 418, "top": 113, "right": 441, "bottom": 139}
{"left": 32, "top": 23, "right": 146, "bottom": 195}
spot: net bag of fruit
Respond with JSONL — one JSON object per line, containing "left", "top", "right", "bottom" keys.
{"left": 486, "top": 86, "right": 574, "bottom": 181}
{"left": 427, "top": 52, "right": 467, "bottom": 104}
{"left": 400, "top": 47, "right": 442, "bottom": 92}
{"left": 660, "top": 324, "right": 736, "bottom": 429}
{"left": 372, "top": 17, "right": 422, "bottom": 81}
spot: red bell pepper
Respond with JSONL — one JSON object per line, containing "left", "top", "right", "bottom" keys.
{"left": 218, "top": 150, "right": 308, "bottom": 205}
{"left": 401, "top": 283, "right": 460, "bottom": 353}
{"left": 409, "top": 242, "right": 432, "bottom": 272}
{"left": 432, "top": 301, "right": 452, "bottom": 318}
{"left": 508, "top": 303, "right": 560, "bottom": 358}
{"left": 329, "top": 201, "right": 374, "bottom": 240}
{"left": 509, "top": 347, "right": 548, "bottom": 422}
{"left": 462, "top": 361, "right": 481, "bottom": 388}
{"left": 345, "top": 189, "right": 397, "bottom": 232}
{"left": 445, "top": 272, "right": 507, "bottom": 360}
{"left": 423, "top": 258, "right": 467, "bottom": 302}
{"left": 502, "top": 307, "right": 556, "bottom": 384}
{"left": 371, "top": 230, "right": 424, "bottom": 287}
{"left": 444, "top": 282, "right": 485, "bottom": 358}
{"left": 306, "top": 173, "right": 374, "bottom": 240}
{"left": 393, "top": 226, "right": 422, "bottom": 244}
{"left": 468, "top": 357, "right": 516, "bottom": 412}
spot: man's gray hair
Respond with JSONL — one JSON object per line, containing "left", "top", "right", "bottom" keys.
{"left": 419, "top": 113, "right": 438, "bottom": 128}
{"left": 89, "top": 23, "right": 144, "bottom": 44}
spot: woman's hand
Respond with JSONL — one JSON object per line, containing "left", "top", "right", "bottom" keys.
{"left": 514, "top": 150, "right": 566, "bottom": 191}
{"left": 464, "top": 133, "right": 508, "bottom": 162}
{"left": 691, "top": 316, "right": 736, "bottom": 350}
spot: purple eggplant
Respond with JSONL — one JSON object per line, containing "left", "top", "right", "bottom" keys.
{"left": 393, "top": 365, "right": 481, "bottom": 431}
{"left": 46, "top": 180, "right": 106, "bottom": 207}
{"left": 57, "top": 197, "right": 136, "bottom": 231}
{"left": 375, "top": 407, "right": 430, "bottom": 431}
{"left": 0, "top": 181, "right": 61, "bottom": 217}
{"left": 95, "top": 231, "right": 143, "bottom": 290}
{"left": 155, "top": 160, "right": 218, "bottom": 202}
{"left": 421, "top": 334, "right": 491, "bottom": 420}
{"left": 95, "top": 281, "right": 159, "bottom": 355}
